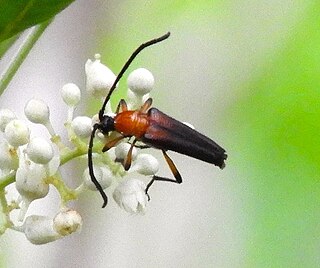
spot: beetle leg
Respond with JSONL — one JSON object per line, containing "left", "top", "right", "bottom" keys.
{"left": 145, "top": 150, "right": 183, "bottom": 199}
{"left": 162, "top": 150, "right": 182, "bottom": 183}
{"left": 102, "top": 135, "right": 125, "bottom": 152}
{"left": 145, "top": 175, "right": 181, "bottom": 200}
{"left": 132, "top": 142, "right": 150, "bottom": 149}
{"left": 115, "top": 99, "right": 128, "bottom": 113}
{"left": 134, "top": 144, "right": 150, "bottom": 149}
{"left": 124, "top": 139, "right": 137, "bottom": 170}
{"left": 139, "top": 98, "right": 153, "bottom": 113}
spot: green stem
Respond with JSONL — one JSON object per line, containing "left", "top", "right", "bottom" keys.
{"left": 0, "top": 19, "right": 53, "bottom": 96}
{"left": 60, "top": 139, "right": 105, "bottom": 166}
{"left": 60, "top": 147, "right": 86, "bottom": 165}
{"left": 45, "top": 174, "right": 77, "bottom": 205}
{"left": 0, "top": 189, "right": 12, "bottom": 234}
{"left": 0, "top": 171, "right": 16, "bottom": 189}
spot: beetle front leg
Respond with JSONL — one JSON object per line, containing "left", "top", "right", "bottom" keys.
{"left": 102, "top": 135, "right": 125, "bottom": 152}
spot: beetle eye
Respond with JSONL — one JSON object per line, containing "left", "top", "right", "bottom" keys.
{"left": 100, "top": 116, "right": 115, "bottom": 134}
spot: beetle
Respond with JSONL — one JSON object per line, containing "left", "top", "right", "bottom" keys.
{"left": 88, "top": 32, "right": 227, "bottom": 208}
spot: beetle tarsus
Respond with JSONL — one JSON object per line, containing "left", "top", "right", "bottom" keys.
{"left": 146, "top": 175, "right": 183, "bottom": 199}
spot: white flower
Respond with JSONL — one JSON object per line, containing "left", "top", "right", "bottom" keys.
{"left": 15, "top": 160, "right": 49, "bottom": 202}
{"left": 100, "top": 166, "right": 114, "bottom": 188}
{"left": 113, "top": 179, "right": 148, "bottom": 214}
{"left": 83, "top": 166, "right": 113, "bottom": 191}
{"left": 126, "top": 88, "right": 150, "bottom": 110}
{"left": 23, "top": 215, "right": 60, "bottom": 245}
{"left": 115, "top": 142, "right": 138, "bottom": 162}
{"left": 53, "top": 209, "right": 82, "bottom": 236}
{"left": 26, "top": 137, "right": 54, "bottom": 164}
{"left": 4, "top": 119, "right": 30, "bottom": 147}
{"left": 85, "top": 54, "right": 116, "bottom": 98}
{"left": 24, "top": 99, "right": 50, "bottom": 125}
{"left": 60, "top": 83, "right": 81, "bottom": 106}
{"left": 127, "top": 68, "right": 154, "bottom": 95}
{"left": 47, "top": 155, "right": 60, "bottom": 176}
{"left": 0, "top": 109, "right": 16, "bottom": 132}
{"left": 71, "top": 116, "right": 92, "bottom": 138}
{"left": 130, "top": 153, "right": 159, "bottom": 175}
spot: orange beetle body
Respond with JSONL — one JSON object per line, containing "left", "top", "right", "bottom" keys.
{"left": 114, "top": 110, "right": 149, "bottom": 138}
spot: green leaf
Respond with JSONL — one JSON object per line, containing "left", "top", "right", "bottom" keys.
{"left": 0, "top": 0, "right": 75, "bottom": 42}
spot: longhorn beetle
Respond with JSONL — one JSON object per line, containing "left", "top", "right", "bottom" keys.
{"left": 88, "top": 32, "right": 227, "bottom": 208}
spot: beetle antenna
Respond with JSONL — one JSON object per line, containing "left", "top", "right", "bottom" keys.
{"left": 88, "top": 123, "right": 108, "bottom": 208}
{"left": 99, "top": 32, "right": 170, "bottom": 120}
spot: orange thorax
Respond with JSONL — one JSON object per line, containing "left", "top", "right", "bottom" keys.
{"left": 114, "top": 110, "right": 149, "bottom": 138}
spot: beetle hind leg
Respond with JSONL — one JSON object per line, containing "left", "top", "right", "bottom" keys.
{"left": 162, "top": 150, "right": 182, "bottom": 183}
{"left": 145, "top": 150, "right": 183, "bottom": 199}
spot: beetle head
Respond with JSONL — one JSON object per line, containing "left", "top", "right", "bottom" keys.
{"left": 99, "top": 115, "right": 115, "bottom": 135}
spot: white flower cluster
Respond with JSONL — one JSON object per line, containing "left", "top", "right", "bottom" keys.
{"left": 0, "top": 54, "right": 160, "bottom": 244}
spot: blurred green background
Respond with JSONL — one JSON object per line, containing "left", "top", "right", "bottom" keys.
{"left": 1, "top": 0, "right": 320, "bottom": 267}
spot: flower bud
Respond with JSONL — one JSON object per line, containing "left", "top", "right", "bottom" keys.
{"left": 0, "top": 141, "right": 18, "bottom": 170}
{"left": 85, "top": 54, "right": 116, "bottom": 98}
{"left": 60, "top": 83, "right": 81, "bottom": 106}
{"left": 0, "top": 109, "right": 16, "bottom": 132}
{"left": 24, "top": 99, "right": 50, "bottom": 125}
{"left": 4, "top": 119, "right": 30, "bottom": 147}
{"left": 83, "top": 166, "right": 113, "bottom": 191}
{"left": 71, "top": 116, "right": 92, "bottom": 138}
{"left": 53, "top": 209, "right": 82, "bottom": 236}
{"left": 113, "top": 179, "right": 148, "bottom": 214}
{"left": 131, "top": 153, "right": 159, "bottom": 175}
{"left": 16, "top": 160, "right": 49, "bottom": 201}
{"left": 127, "top": 89, "right": 150, "bottom": 110}
{"left": 115, "top": 143, "right": 137, "bottom": 162}
{"left": 127, "top": 68, "right": 154, "bottom": 95}
{"left": 26, "top": 137, "right": 54, "bottom": 164}
{"left": 23, "top": 215, "right": 60, "bottom": 245}
{"left": 100, "top": 166, "right": 114, "bottom": 188}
